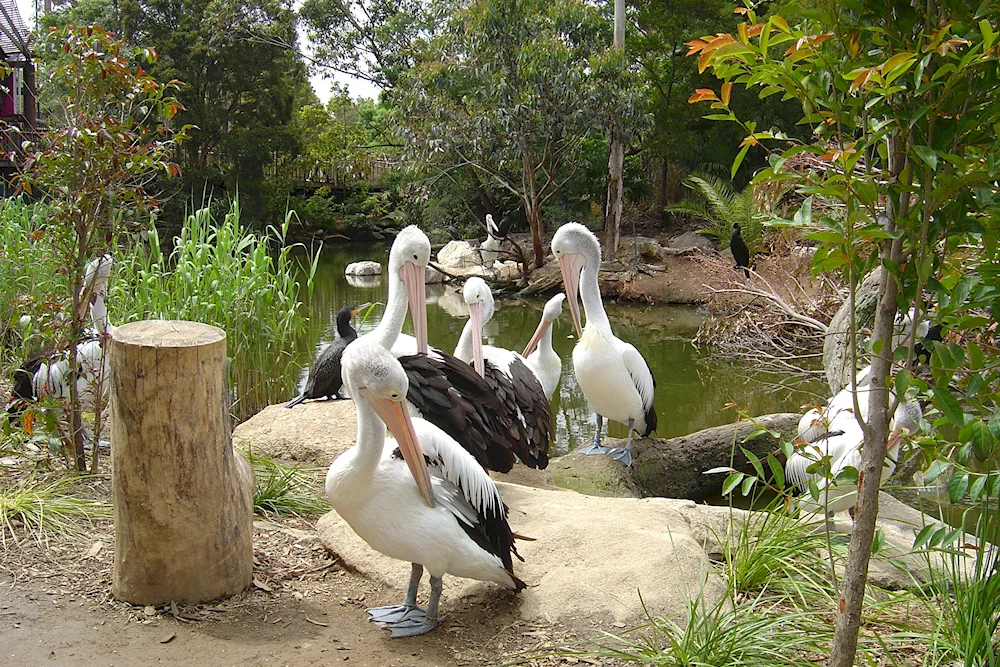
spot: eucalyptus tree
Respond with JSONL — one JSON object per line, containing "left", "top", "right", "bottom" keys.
{"left": 298, "top": 0, "right": 430, "bottom": 91}
{"left": 691, "top": 2, "right": 1000, "bottom": 663}
{"left": 398, "top": 0, "right": 641, "bottom": 268}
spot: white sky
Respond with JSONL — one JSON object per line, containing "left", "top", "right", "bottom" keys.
{"left": 14, "top": 0, "right": 381, "bottom": 104}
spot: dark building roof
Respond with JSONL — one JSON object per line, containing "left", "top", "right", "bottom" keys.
{"left": 0, "top": 0, "right": 30, "bottom": 62}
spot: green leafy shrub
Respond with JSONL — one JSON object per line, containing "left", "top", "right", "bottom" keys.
{"left": 666, "top": 174, "right": 769, "bottom": 254}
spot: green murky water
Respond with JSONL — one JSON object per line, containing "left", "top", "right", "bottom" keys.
{"left": 294, "top": 244, "right": 826, "bottom": 457}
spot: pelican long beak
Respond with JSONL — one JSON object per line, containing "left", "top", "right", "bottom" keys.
{"left": 558, "top": 253, "right": 585, "bottom": 338}
{"left": 364, "top": 389, "right": 436, "bottom": 508}
{"left": 887, "top": 425, "right": 907, "bottom": 455}
{"left": 468, "top": 301, "right": 485, "bottom": 377}
{"left": 400, "top": 261, "right": 428, "bottom": 354}
{"left": 522, "top": 319, "right": 551, "bottom": 357}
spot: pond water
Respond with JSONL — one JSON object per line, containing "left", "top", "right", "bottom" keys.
{"left": 294, "top": 243, "right": 827, "bottom": 457}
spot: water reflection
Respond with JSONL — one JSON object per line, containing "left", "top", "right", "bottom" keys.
{"left": 295, "top": 244, "right": 825, "bottom": 456}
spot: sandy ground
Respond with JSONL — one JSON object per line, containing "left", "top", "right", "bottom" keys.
{"left": 0, "top": 504, "right": 598, "bottom": 667}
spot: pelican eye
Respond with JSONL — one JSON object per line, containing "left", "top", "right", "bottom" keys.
{"left": 413, "top": 253, "right": 418, "bottom": 260}
{"left": 389, "top": 391, "right": 401, "bottom": 400}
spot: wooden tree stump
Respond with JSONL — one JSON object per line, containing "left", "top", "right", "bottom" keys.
{"left": 110, "top": 320, "right": 254, "bottom": 606}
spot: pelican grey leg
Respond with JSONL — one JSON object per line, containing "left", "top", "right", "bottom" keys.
{"left": 387, "top": 575, "right": 443, "bottom": 637}
{"left": 608, "top": 418, "right": 635, "bottom": 466}
{"left": 367, "top": 563, "right": 426, "bottom": 624}
{"left": 580, "top": 414, "right": 610, "bottom": 455}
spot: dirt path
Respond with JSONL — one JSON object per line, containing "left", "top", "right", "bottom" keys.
{"left": 0, "top": 518, "right": 587, "bottom": 667}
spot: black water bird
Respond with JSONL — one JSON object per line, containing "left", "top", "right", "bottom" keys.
{"left": 286, "top": 303, "right": 370, "bottom": 408}
{"left": 730, "top": 223, "right": 751, "bottom": 278}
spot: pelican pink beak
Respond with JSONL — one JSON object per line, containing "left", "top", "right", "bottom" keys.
{"left": 558, "top": 253, "right": 585, "bottom": 338}
{"left": 522, "top": 319, "right": 551, "bottom": 357}
{"left": 363, "top": 388, "right": 436, "bottom": 508}
{"left": 400, "top": 261, "right": 428, "bottom": 354}
{"left": 468, "top": 300, "right": 485, "bottom": 377}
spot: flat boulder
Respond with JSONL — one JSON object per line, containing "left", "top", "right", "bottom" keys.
{"left": 669, "top": 231, "right": 716, "bottom": 254}
{"left": 317, "top": 482, "right": 730, "bottom": 630}
{"left": 233, "top": 400, "right": 356, "bottom": 466}
{"left": 345, "top": 261, "right": 382, "bottom": 276}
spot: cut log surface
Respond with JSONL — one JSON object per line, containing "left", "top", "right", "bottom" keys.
{"left": 110, "top": 320, "right": 253, "bottom": 606}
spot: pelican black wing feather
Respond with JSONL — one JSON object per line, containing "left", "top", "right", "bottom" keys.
{"left": 400, "top": 353, "right": 519, "bottom": 473}
{"left": 641, "top": 366, "right": 658, "bottom": 437}
{"left": 499, "top": 357, "right": 552, "bottom": 468}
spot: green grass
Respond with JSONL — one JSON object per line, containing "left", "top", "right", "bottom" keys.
{"left": 895, "top": 497, "right": 1000, "bottom": 667}
{"left": 0, "top": 474, "right": 110, "bottom": 547}
{"left": 720, "top": 498, "right": 840, "bottom": 604}
{"left": 244, "top": 451, "right": 330, "bottom": 517}
{"left": 549, "top": 593, "right": 831, "bottom": 667}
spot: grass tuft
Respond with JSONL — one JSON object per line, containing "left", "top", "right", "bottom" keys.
{"left": 0, "top": 474, "right": 109, "bottom": 546}
{"left": 244, "top": 451, "right": 330, "bottom": 517}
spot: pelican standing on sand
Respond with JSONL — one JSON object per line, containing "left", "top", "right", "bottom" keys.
{"left": 522, "top": 293, "right": 566, "bottom": 401}
{"left": 552, "top": 223, "right": 657, "bottom": 466}
{"left": 286, "top": 303, "right": 370, "bottom": 408}
{"left": 359, "top": 226, "right": 550, "bottom": 472}
{"left": 327, "top": 340, "right": 525, "bottom": 637}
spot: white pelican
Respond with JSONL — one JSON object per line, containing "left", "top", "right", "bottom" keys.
{"left": 796, "top": 310, "right": 929, "bottom": 443}
{"left": 327, "top": 340, "right": 525, "bottom": 637}
{"left": 11, "top": 255, "right": 114, "bottom": 413}
{"left": 359, "top": 226, "right": 550, "bottom": 471}
{"left": 480, "top": 214, "right": 502, "bottom": 268}
{"left": 454, "top": 278, "right": 553, "bottom": 465}
{"left": 522, "top": 293, "right": 566, "bottom": 401}
{"left": 286, "top": 303, "right": 370, "bottom": 407}
{"left": 786, "top": 396, "right": 923, "bottom": 516}
{"left": 552, "top": 223, "right": 657, "bottom": 466}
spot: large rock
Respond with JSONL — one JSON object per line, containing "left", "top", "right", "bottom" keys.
{"left": 437, "top": 241, "right": 481, "bottom": 270}
{"left": 344, "top": 260, "right": 382, "bottom": 276}
{"left": 317, "top": 482, "right": 730, "bottom": 630}
{"left": 233, "top": 401, "right": 356, "bottom": 465}
{"left": 669, "top": 231, "right": 716, "bottom": 254}
{"left": 553, "top": 414, "right": 801, "bottom": 501}
{"left": 823, "top": 268, "right": 883, "bottom": 395}
{"left": 632, "top": 414, "right": 801, "bottom": 499}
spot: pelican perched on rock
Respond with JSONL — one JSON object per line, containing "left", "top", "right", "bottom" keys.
{"left": 454, "top": 278, "right": 554, "bottom": 464}
{"left": 522, "top": 293, "right": 566, "bottom": 400}
{"left": 479, "top": 214, "right": 504, "bottom": 268}
{"left": 358, "top": 226, "right": 549, "bottom": 472}
{"left": 9, "top": 255, "right": 115, "bottom": 414}
{"left": 552, "top": 223, "right": 657, "bottom": 466}
{"left": 786, "top": 398, "right": 923, "bottom": 516}
{"left": 286, "top": 303, "right": 370, "bottom": 408}
{"left": 327, "top": 340, "right": 525, "bottom": 637}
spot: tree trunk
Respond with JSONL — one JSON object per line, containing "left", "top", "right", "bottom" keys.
{"left": 522, "top": 151, "right": 545, "bottom": 269}
{"left": 657, "top": 158, "right": 668, "bottom": 226}
{"left": 603, "top": 0, "right": 626, "bottom": 257}
{"left": 829, "top": 208, "right": 906, "bottom": 666}
{"left": 110, "top": 320, "right": 254, "bottom": 606}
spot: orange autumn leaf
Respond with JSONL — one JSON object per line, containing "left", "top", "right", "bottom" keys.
{"left": 721, "top": 82, "right": 733, "bottom": 106}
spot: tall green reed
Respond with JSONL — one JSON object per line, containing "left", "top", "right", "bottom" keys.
{"left": 0, "top": 198, "right": 66, "bottom": 369}
{"left": 113, "top": 200, "right": 319, "bottom": 421}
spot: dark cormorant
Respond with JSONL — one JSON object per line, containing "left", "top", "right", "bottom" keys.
{"left": 286, "top": 303, "right": 369, "bottom": 408}
{"left": 730, "top": 223, "right": 751, "bottom": 278}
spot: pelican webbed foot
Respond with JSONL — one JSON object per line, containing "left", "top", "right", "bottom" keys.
{"left": 608, "top": 446, "right": 633, "bottom": 467}
{"left": 579, "top": 443, "right": 611, "bottom": 456}
{"left": 366, "top": 604, "right": 425, "bottom": 624}
{"left": 386, "top": 613, "right": 442, "bottom": 638}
